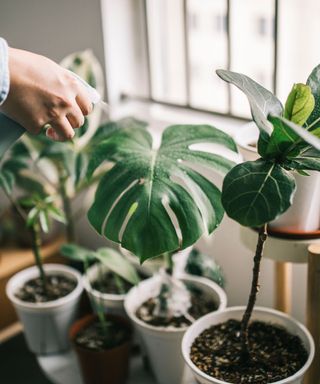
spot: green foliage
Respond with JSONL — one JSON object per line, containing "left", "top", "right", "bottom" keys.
{"left": 0, "top": 155, "right": 28, "bottom": 194}
{"left": 216, "top": 69, "right": 283, "bottom": 135}
{"left": 222, "top": 160, "right": 296, "bottom": 227}
{"left": 87, "top": 124, "right": 237, "bottom": 261}
{"left": 218, "top": 68, "right": 320, "bottom": 227}
{"left": 185, "top": 249, "right": 225, "bottom": 287}
{"left": 20, "top": 195, "right": 66, "bottom": 233}
{"left": 284, "top": 83, "right": 314, "bottom": 125}
{"left": 61, "top": 244, "right": 140, "bottom": 285}
{"left": 306, "top": 64, "right": 320, "bottom": 128}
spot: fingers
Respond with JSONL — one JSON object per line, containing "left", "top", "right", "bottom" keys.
{"left": 76, "top": 86, "right": 93, "bottom": 116}
{"left": 44, "top": 78, "right": 95, "bottom": 142}
{"left": 66, "top": 102, "right": 85, "bottom": 129}
{"left": 47, "top": 116, "right": 75, "bottom": 141}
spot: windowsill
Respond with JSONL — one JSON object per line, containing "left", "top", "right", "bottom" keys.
{"left": 108, "top": 99, "right": 248, "bottom": 138}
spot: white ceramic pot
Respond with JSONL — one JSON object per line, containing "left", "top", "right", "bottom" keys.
{"left": 124, "top": 274, "right": 227, "bottom": 384}
{"left": 234, "top": 122, "right": 260, "bottom": 162}
{"left": 6, "top": 264, "right": 83, "bottom": 355}
{"left": 182, "top": 306, "right": 314, "bottom": 384}
{"left": 270, "top": 171, "right": 320, "bottom": 232}
{"left": 83, "top": 263, "right": 126, "bottom": 317}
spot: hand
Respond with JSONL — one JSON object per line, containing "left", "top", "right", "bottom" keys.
{"left": 0, "top": 47, "right": 93, "bottom": 141}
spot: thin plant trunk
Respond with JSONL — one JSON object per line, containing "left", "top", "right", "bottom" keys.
{"left": 31, "top": 223, "right": 47, "bottom": 291}
{"left": 240, "top": 224, "right": 268, "bottom": 360}
{"left": 3, "top": 189, "right": 48, "bottom": 291}
{"left": 58, "top": 168, "right": 75, "bottom": 243}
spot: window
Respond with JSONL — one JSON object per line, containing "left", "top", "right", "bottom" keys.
{"left": 257, "top": 17, "right": 268, "bottom": 37}
{"left": 102, "top": 0, "right": 320, "bottom": 120}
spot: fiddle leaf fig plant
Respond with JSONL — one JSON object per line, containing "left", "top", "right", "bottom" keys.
{"left": 87, "top": 124, "right": 237, "bottom": 261}
{"left": 217, "top": 66, "right": 320, "bottom": 359}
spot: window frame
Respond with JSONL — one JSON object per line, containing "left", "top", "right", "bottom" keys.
{"left": 101, "top": 0, "right": 279, "bottom": 122}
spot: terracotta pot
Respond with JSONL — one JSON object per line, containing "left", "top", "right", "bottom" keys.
{"left": 70, "top": 314, "right": 132, "bottom": 384}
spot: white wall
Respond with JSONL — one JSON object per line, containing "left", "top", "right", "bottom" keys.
{"left": 0, "top": 0, "right": 105, "bottom": 71}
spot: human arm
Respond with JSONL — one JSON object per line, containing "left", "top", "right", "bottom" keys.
{"left": 0, "top": 40, "right": 93, "bottom": 141}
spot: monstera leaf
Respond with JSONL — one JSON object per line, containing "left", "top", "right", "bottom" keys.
{"left": 87, "top": 124, "right": 237, "bottom": 261}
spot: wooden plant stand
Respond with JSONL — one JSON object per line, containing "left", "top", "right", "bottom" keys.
{"left": 241, "top": 227, "right": 320, "bottom": 384}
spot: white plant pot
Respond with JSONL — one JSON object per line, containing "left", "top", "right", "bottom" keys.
{"left": 124, "top": 274, "right": 227, "bottom": 384}
{"left": 6, "top": 264, "right": 83, "bottom": 355}
{"left": 83, "top": 263, "right": 126, "bottom": 317}
{"left": 182, "top": 306, "right": 314, "bottom": 384}
{"left": 270, "top": 171, "right": 320, "bottom": 232}
{"left": 234, "top": 122, "right": 260, "bottom": 162}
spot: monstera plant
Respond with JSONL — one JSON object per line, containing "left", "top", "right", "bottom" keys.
{"left": 216, "top": 66, "right": 320, "bottom": 361}
{"left": 87, "top": 124, "right": 238, "bottom": 261}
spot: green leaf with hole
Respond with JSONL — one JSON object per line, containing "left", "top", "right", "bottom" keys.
{"left": 87, "top": 124, "right": 237, "bottom": 261}
{"left": 284, "top": 83, "right": 315, "bottom": 126}
{"left": 221, "top": 159, "right": 296, "bottom": 227}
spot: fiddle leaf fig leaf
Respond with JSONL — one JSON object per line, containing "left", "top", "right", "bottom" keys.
{"left": 264, "top": 115, "right": 300, "bottom": 158}
{"left": 95, "top": 248, "right": 140, "bottom": 285}
{"left": 284, "top": 147, "right": 320, "bottom": 171}
{"left": 88, "top": 124, "right": 237, "bottom": 261}
{"left": 312, "top": 127, "right": 320, "bottom": 138}
{"left": 216, "top": 69, "right": 283, "bottom": 135}
{"left": 306, "top": 63, "right": 320, "bottom": 128}
{"left": 284, "top": 83, "right": 315, "bottom": 126}
{"left": 271, "top": 116, "right": 320, "bottom": 152}
{"left": 221, "top": 159, "right": 296, "bottom": 227}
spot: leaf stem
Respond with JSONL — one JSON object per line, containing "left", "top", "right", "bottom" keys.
{"left": 58, "top": 166, "right": 75, "bottom": 242}
{"left": 240, "top": 224, "right": 267, "bottom": 360}
{"left": 30, "top": 222, "right": 47, "bottom": 291}
{"left": 306, "top": 115, "right": 320, "bottom": 131}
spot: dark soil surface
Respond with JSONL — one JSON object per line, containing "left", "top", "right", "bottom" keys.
{"left": 136, "top": 283, "right": 218, "bottom": 328}
{"left": 75, "top": 318, "right": 131, "bottom": 351}
{"left": 191, "top": 319, "right": 308, "bottom": 383}
{"left": 91, "top": 270, "right": 146, "bottom": 295}
{"left": 15, "top": 274, "right": 77, "bottom": 303}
